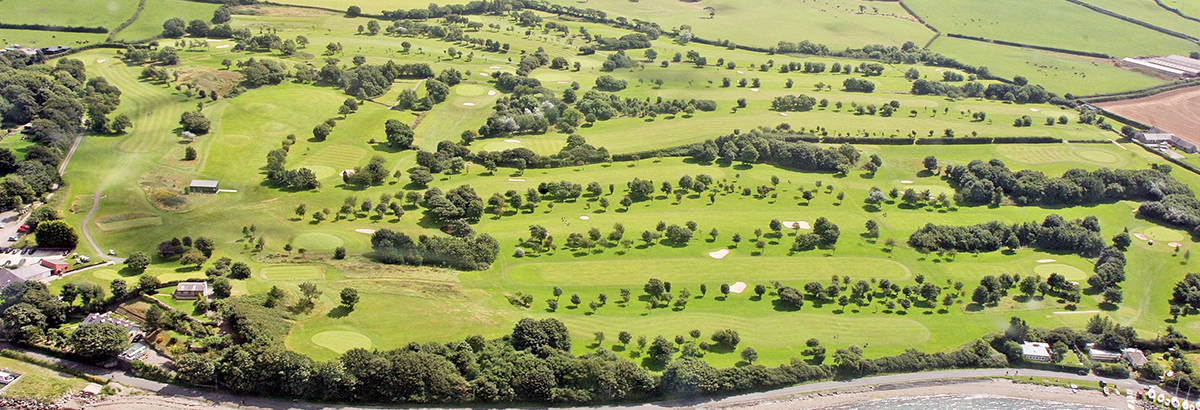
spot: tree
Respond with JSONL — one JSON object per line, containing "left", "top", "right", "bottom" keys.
{"left": 340, "top": 287, "right": 359, "bottom": 309}
{"left": 710, "top": 329, "right": 740, "bottom": 349}
{"left": 69, "top": 323, "right": 130, "bottom": 362}
{"left": 923, "top": 156, "right": 938, "bottom": 172}
{"left": 740, "top": 347, "right": 758, "bottom": 364}
{"left": 111, "top": 279, "right": 128, "bottom": 300}
{"left": 35, "top": 220, "right": 77, "bottom": 248}
{"left": 384, "top": 119, "right": 414, "bottom": 149}
{"left": 162, "top": 18, "right": 186, "bottom": 38}
{"left": 619, "top": 331, "right": 632, "bottom": 345}
{"left": 184, "top": 146, "right": 197, "bottom": 160}
{"left": 180, "top": 250, "right": 208, "bottom": 269}
{"left": 647, "top": 336, "right": 676, "bottom": 364}
{"left": 126, "top": 251, "right": 151, "bottom": 271}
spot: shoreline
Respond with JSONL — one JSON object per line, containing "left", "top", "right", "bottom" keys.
{"left": 712, "top": 378, "right": 1130, "bottom": 410}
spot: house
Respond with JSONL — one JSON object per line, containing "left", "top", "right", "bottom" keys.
{"left": 39, "top": 259, "right": 68, "bottom": 275}
{"left": 82, "top": 312, "right": 142, "bottom": 338}
{"left": 1123, "top": 348, "right": 1149, "bottom": 368}
{"left": 1021, "top": 342, "right": 1052, "bottom": 362}
{"left": 1088, "top": 345, "right": 1122, "bottom": 362}
{"left": 173, "top": 282, "right": 207, "bottom": 300}
{"left": 0, "top": 263, "right": 52, "bottom": 289}
{"left": 188, "top": 180, "right": 219, "bottom": 194}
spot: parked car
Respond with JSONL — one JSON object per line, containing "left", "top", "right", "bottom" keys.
{"left": 6, "top": 236, "right": 16, "bottom": 242}
{"left": 16, "top": 225, "right": 29, "bottom": 233}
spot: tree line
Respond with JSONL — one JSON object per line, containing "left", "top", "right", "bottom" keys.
{"left": 908, "top": 214, "right": 1106, "bottom": 257}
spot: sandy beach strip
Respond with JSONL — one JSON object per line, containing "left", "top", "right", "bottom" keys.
{"left": 720, "top": 378, "right": 1127, "bottom": 410}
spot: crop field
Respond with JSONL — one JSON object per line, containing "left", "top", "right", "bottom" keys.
{"left": 10, "top": 0, "right": 1200, "bottom": 401}
{"left": 1099, "top": 86, "right": 1200, "bottom": 146}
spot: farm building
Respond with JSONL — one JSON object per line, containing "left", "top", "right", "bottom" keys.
{"left": 39, "top": 45, "right": 71, "bottom": 55}
{"left": 1134, "top": 128, "right": 1198, "bottom": 153}
{"left": 1021, "top": 342, "right": 1052, "bottom": 362}
{"left": 1121, "top": 55, "right": 1200, "bottom": 79}
{"left": 189, "top": 180, "right": 220, "bottom": 194}
{"left": 174, "top": 281, "right": 208, "bottom": 300}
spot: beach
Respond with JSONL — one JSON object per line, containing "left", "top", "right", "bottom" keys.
{"left": 721, "top": 378, "right": 1128, "bottom": 410}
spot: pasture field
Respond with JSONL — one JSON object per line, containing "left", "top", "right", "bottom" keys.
{"left": 31, "top": 0, "right": 1200, "bottom": 375}
{"left": 1162, "top": 0, "right": 1200, "bottom": 21}
{"left": 1082, "top": 0, "right": 1200, "bottom": 37}
{"left": 928, "top": 36, "right": 1166, "bottom": 96}
{"left": 0, "top": 0, "right": 138, "bottom": 31}
{"left": 0, "top": 356, "right": 90, "bottom": 402}
{"left": 904, "top": 0, "right": 1198, "bottom": 57}
{"left": 540, "top": 0, "right": 936, "bottom": 50}
{"left": 0, "top": 29, "right": 108, "bottom": 48}
{"left": 113, "top": 0, "right": 220, "bottom": 41}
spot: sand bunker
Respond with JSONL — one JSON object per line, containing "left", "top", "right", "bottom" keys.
{"left": 782, "top": 221, "right": 811, "bottom": 229}
{"left": 579, "top": 215, "right": 591, "bottom": 220}
{"left": 729, "top": 282, "right": 747, "bottom": 293}
{"left": 489, "top": 66, "right": 501, "bottom": 69}
{"left": 557, "top": 81, "right": 569, "bottom": 84}
{"left": 1169, "top": 241, "right": 1183, "bottom": 248}
{"left": 780, "top": 112, "right": 789, "bottom": 116}
{"left": 708, "top": 249, "right": 730, "bottom": 259}
{"left": 487, "top": 90, "right": 497, "bottom": 96}
{"left": 750, "top": 88, "right": 759, "bottom": 92}
{"left": 215, "top": 45, "right": 230, "bottom": 48}
{"left": 508, "top": 178, "right": 525, "bottom": 182}
{"left": 1036, "top": 259, "right": 1056, "bottom": 263}
{"left": 479, "top": 72, "right": 490, "bottom": 76}
{"left": 737, "top": 70, "right": 744, "bottom": 74}
{"left": 1031, "top": 108, "right": 1041, "bottom": 112}
{"left": 504, "top": 139, "right": 521, "bottom": 143}
{"left": 1133, "top": 233, "right": 1149, "bottom": 241}
{"left": 462, "top": 102, "right": 476, "bottom": 106}
{"left": 205, "top": 39, "right": 221, "bottom": 42}
{"left": 355, "top": 229, "right": 376, "bottom": 235}
{"left": 96, "top": 59, "right": 107, "bottom": 63}
{"left": 900, "top": 180, "right": 914, "bottom": 184}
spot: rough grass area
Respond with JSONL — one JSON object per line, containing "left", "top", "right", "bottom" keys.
{"left": 0, "top": 356, "right": 89, "bottom": 402}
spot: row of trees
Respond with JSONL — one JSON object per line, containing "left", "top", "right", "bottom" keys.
{"left": 946, "top": 160, "right": 1190, "bottom": 207}
{"left": 908, "top": 214, "right": 1106, "bottom": 257}
{"left": 688, "top": 128, "right": 861, "bottom": 174}
{"left": 370, "top": 228, "right": 498, "bottom": 270}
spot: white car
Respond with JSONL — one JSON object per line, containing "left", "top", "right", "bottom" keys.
{"left": 6, "top": 236, "right": 15, "bottom": 242}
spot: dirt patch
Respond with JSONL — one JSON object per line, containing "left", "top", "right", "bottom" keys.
{"left": 1099, "top": 86, "right": 1200, "bottom": 147}
{"left": 174, "top": 66, "right": 243, "bottom": 97}
{"left": 332, "top": 257, "right": 460, "bottom": 282}
{"left": 137, "top": 166, "right": 215, "bottom": 212}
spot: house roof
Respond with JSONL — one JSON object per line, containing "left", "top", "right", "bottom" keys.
{"left": 1123, "top": 348, "right": 1149, "bottom": 367}
{"left": 4, "top": 264, "right": 50, "bottom": 280}
{"left": 39, "top": 259, "right": 67, "bottom": 268}
{"left": 0, "top": 270, "right": 24, "bottom": 289}
{"left": 1021, "top": 342, "right": 1050, "bottom": 357}
{"left": 189, "top": 180, "right": 219, "bottom": 189}
{"left": 176, "top": 282, "right": 207, "bottom": 292}
{"left": 82, "top": 312, "right": 141, "bottom": 333}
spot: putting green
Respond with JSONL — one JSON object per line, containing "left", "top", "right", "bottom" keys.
{"left": 245, "top": 102, "right": 278, "bottom": 115}
{"left": 1074, "top": 149, "right": 1121, "bottom": 166}
{"left": 1033, "top": 263, "right": 1087, "bottom": 281}
{"left": 311, "top": 330, "right": 372, "bottom": 354}
{"left": 1144, "top": 227, "right": 1185, "bottom": 243}
{"left": 292, "top": 232, "right": 344, "bottom": 251}
{"left": 455, "top": 84, "right": 487, "bottom": 97}
{"left": 91, "top": 269, "right": 121, "bottom": 281}
{"left": 261, "top": 265, "right": 324, "bottom": 281}
{"left": 306, "top": 165, "right": 337, "bottom": 180}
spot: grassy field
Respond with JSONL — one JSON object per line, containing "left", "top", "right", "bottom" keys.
{"left": 1082, "top": 0, "right": 1200, "bottom": 38}
{"left": 0, "top": 356, "right": 90, "bottom": 402}
{"left": 540, "top": 0, "right": 935, "bottom": 50}
{"left": 35, "top": 3, "right": 1200, "bottom": 373}
{"left": 0, "top": 29, "right": 108, "bottom": 48}
{"left": 905, "top": 0, "right": 1199, "bottom": 57}
{"left": 0, "top": 0, "right": 138, "bottom": 31}
{"left": 928, "top": 36, "right": 1166, "bottom": 96}
{"left": 114, "top": 0, "right": 219, "bottom": 41}
{"left": 1162, "top": 0, "right": 1200, "bottom": 21}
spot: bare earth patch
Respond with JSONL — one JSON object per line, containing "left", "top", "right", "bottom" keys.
{"left": 174, "top": 66, "right": 243, "bottom": 97}
{"left": 1100, "top": 86, "right": 1200, "bottom": 147}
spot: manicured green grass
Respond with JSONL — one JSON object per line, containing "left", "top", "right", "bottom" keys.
{"left": 44, "top": 7, "right": 1200, "bottom": 373}
{"left": 906, "top": 0, "right": 1198, "bottom": 57}
{"left": 0, "top": 356, "right": 89, "bottom": 402}
{"left": 153, "top": 291, "right": 206, "bottom": 318}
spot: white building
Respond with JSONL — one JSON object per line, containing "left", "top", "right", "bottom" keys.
{"left": 1022, "top": 342, "right": 1052, "bottom": 362}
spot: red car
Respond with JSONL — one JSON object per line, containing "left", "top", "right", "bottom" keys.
{"left": 16, "top": 225, "right": 29, "bottom": 233}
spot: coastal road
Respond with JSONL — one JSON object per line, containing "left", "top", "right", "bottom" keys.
{"left": 2, "top": 343, "right": 1152, "bottom": 410}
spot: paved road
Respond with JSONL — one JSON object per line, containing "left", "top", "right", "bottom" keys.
{"left": 2, "top": 344, "right": 1152, "bottom": 410}
{"left": 77, "top": 190, "right": 124, "bottom": 263}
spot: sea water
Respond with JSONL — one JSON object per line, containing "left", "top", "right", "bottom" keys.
{"left": 815, "top": 394, "right": 1120, "bottom": 410}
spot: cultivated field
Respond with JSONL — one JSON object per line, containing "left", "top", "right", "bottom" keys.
{"left": 1099, "top": 86, "right": 1200, "bottom": 145}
